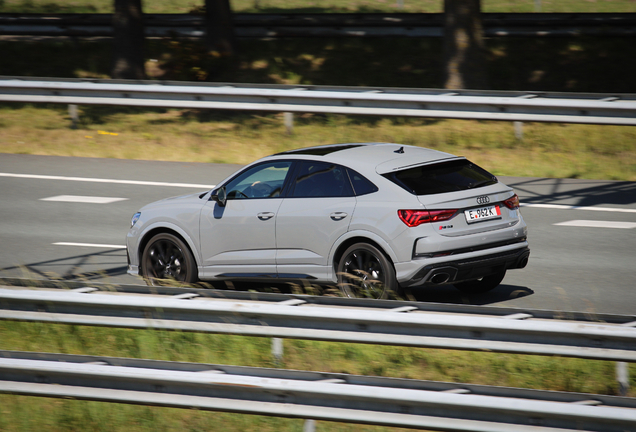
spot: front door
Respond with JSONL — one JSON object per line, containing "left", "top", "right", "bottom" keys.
{"left": 199, "top": 160, "right": 293, "bottom": 279}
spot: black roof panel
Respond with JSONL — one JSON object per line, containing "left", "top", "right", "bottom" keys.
{"left": 275, "top": 144, "right": 368, "bottom": 156}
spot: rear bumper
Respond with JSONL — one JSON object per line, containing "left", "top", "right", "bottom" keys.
{"left": 402, "top": 245, "right": 530, "bottom": 287}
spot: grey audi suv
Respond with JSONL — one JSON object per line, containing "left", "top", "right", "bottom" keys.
{"left": 127, "top": 143, "right": 529, "bottom": 298}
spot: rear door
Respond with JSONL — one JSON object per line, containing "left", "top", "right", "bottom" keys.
{"left": 276, "top": 160, "right": 356, "bottom": 280}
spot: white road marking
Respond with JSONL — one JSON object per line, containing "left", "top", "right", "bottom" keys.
{"left": 522, "top": 203, "right": 636, "bottom": 214}
{"left": 3, "top": 172, "right": 636, "bottom": 214}
{"left": 0, "top": 172, "right": 215, "bottom": 189}
{"left": 41, "top": 195, "right": 128, "bottom": 204}
{"left": 554, "top": 220, "right": 636, "bottom": 229}
{"left": 53, "top": 242, "right": 126, "bottom": 249}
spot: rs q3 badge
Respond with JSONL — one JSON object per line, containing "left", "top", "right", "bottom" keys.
{"left": 476, "top": 195, "right": 490, "bottom": 205}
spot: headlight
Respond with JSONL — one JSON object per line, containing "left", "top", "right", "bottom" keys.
{"left": 131, "top": 212, "right": 141, "bottom": 228}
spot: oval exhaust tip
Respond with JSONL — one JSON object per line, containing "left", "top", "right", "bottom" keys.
{"left": 430, "top": 273, "right": 450, "bottom": 284}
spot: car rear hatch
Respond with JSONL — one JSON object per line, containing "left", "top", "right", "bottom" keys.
{"left": 382, "top": 158, "right": 522, "bottom": 237}
{"left": 419, "top": 184, "right": 520, "bottom": 237}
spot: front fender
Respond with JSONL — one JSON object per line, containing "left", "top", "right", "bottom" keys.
{"left": 136, "top": 220, "right": 201, "bottom": 267}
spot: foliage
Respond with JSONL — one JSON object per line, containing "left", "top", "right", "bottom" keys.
{"left": 1, "top": 0, "right": 636, "bottom": 13}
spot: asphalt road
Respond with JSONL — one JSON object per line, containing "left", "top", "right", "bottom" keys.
{"left": 1, "top": 153, "right": 634, "bottom": 315}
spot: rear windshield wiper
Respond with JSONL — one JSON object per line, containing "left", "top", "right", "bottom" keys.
{"left": 468, "top": 178, "right": 497, "bottom": 189}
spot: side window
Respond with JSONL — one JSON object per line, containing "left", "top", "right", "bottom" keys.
{"left": 224, "top": 161, "right": 292, "bottom": 200}
{"left": 347, "top": 168, "right": 378, "bottom": 196}
{"left": 291, "top": 161, "right": 354, "bottom": 198}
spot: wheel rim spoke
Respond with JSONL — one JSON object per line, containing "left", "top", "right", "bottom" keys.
{"left": 342, "top": 249, "right": 387, "bottom": 299}
{"left": 145, "top": 239, "right": 187, "bottom": 282}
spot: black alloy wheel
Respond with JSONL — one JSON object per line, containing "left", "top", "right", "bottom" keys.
{"left": 337, "top": 243, "right": 397, "bottom": 299}
{"left": 141, "top": 233, "right": 198, "bottom": 286}
{"left": 453, "top": 270, "right": 506, "bottom": 294}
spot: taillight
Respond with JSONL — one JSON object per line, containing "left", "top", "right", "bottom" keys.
{"left": 398, "top": 209, "right": 457, "bottom": 227}
{"left": 503, "top": 194, "right": 520, "bottom": 210}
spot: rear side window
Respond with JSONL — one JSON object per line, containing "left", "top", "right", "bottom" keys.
{"left": 291, "top": 161, "right": 354, "bottom": 198}
{"left": 347, "top": 168, "right": 378, "bottom": 196}
{"left": 383, "top": 159, "right": 497, "bottom": 196}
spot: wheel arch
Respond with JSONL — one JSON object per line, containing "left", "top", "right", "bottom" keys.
{"left": 330, "top": 231, "right": 398, "bottom": 280}
{"left": 137, "top": 223, "right": 200, "bottom": 273}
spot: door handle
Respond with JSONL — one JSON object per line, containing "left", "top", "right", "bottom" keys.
{"left": 257, "top": 212, "right": 275, "bottom": 221}
{"left": 330, "top": 212, "right": 348, "bottom": 221}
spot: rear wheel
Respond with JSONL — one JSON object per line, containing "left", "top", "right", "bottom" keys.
{"left": 141, "top": 233, "right": 198, "bottom": 286}
{"left": 453, "top": 270, "right": 506, "bottom": 294}
{"left": 337, "top": 243, "right": 397, "bottom": 299}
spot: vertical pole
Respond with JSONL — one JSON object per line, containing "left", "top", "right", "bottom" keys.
{"left": 514, "top": 121, "right": 523, "bottom": 140}
{"left": 534, "top": 0, "right": 541, "bottom": 12}
{"left": 272, "top": 337, "right": 283, "bottom": 364}
{"left": 284, "top": 112, "right": 294, "bottom": 135}
{"left": 396, "top": 0, "right": 404, "bottom": 9}
{"left": 303, "top": 419, "right": 316, "bottom": 432}
{"left": 617, "top": 362, "right": 629, "bottom": 396}
{"left": 68, "top": 104, "right": 79, "bottom": 129}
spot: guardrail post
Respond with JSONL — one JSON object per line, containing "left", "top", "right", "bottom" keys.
{"left": 535, "top": 0, "right": 541, "bottom": 12}
{"left": 617, "top": 361, "right": 629, "bottom": 396}
{"left": 303, "top": 419, "right": 316, "bottom": 432}
{"left": 514, "top": 121, "right": 523, "bottom": 140}
{"left": 68, "top": 104, "right": 79, "bottom": 129}
{"left": 272, "top": 337, "right": 283, "bottom": 364}
{"left": 284, "top": 112, "right": 294, "bottom": 135}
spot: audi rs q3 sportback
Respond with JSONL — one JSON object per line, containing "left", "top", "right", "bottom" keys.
{"left": 127, "top": 143, "right": 529, "bottom": 298}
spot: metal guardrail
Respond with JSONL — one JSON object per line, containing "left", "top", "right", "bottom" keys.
{"left": 1, "top": 350, "right": 634, "bottom": 431}
{"left": 1, "top": 285, "right": 635, "bottom": 362}
{"left": 1, "top": 13, "right": 635, "bottom": 38}
{"left": 1, "top": 76, "right": 635, "bottom": 125}
{"left": 1, "top": 277, "right": 633, "bottom": 324}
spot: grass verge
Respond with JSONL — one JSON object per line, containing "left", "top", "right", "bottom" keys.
{"left": 1, "top": 104, "right": 635, "bottom": 181}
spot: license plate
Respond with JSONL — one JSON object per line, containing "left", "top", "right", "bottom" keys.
{"left": 465, "top": 205, "right": 501, "bottom": 223}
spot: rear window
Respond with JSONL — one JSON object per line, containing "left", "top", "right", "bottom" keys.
{"left": 347, "top": 168, "right": 378, "bottom": 196}
{"left": 383, "top": 159, "right": 497, "bottom": 196}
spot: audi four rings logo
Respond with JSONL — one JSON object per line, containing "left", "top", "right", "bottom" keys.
{"left": 476, "top": 196, "right": 490, "bottom": 204}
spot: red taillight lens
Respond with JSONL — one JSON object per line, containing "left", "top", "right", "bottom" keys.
{"left": 398, "top": 209, "right": 457, "bottom": 227}
{"left": 503, "top": 194, "right": 520, "bottom": 210}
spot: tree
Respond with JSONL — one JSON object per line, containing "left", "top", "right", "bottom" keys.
{"left": 112, "top": 0, "right": 146, "bottom": 80}
{"left": 443, "top": 0, "right": 488, "bottom": 89}
{"left": 205, "top": 0, "right": 237, "bottom": 57}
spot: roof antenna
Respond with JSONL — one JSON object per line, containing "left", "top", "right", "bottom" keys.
{"left": 394, "top": 146, "right": 405, "bottom": 154}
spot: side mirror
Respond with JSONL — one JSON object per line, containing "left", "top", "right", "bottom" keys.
{"left": 210, "top": 187, "right": 227, "bottom": 207}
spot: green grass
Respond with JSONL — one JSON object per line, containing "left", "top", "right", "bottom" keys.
{"left": 0, "top": 320, "right": 633, "bottom": 432}
{"left": 1, "top": 0, "right": 635, "bottom": 13}
{"left": 1, "top": 103, "right": 635, "bottom": 180}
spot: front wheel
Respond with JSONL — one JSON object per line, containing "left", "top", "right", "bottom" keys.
{"left": 337, "top": 243, "right": 397, "bottom": 299}
{"left": 141, "top": 233, "right": 198, "bottom": 286}
{"left": 453, "top": 270, "right": 506, "bottom": 294}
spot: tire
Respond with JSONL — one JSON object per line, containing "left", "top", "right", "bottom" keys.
{"left": 453, "top": 270, "right": 506, "bottom": 294}
{"left": 141, "top": 233, "right": 198, "bottom": 286}
{"left": 337, "top": 243, "right": 397, "bottom": 299}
